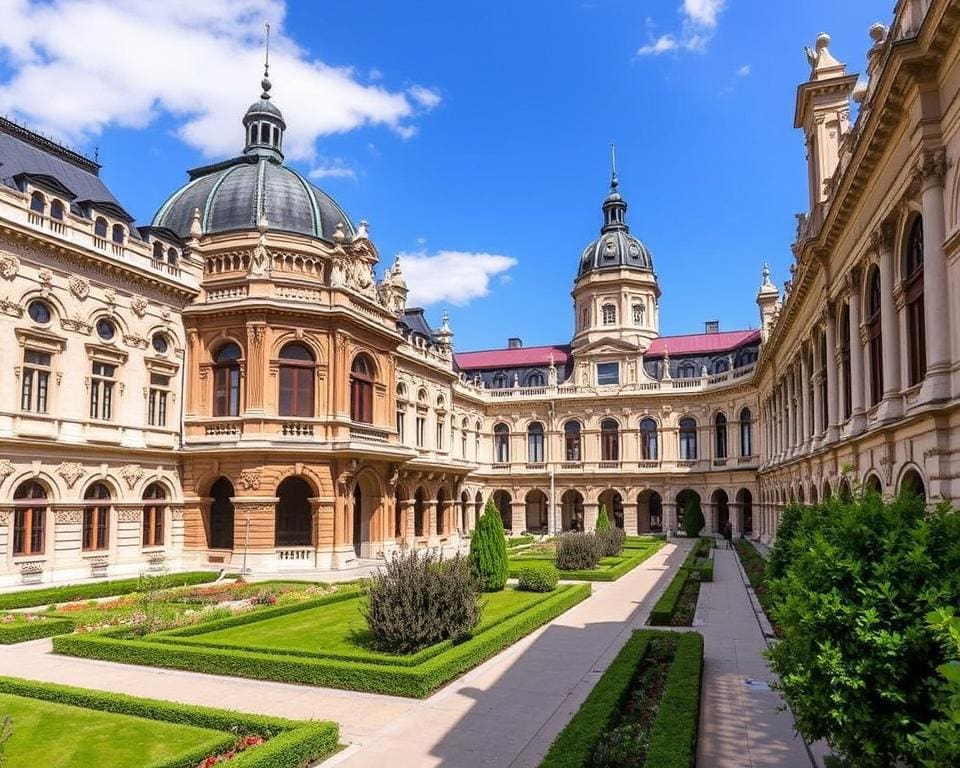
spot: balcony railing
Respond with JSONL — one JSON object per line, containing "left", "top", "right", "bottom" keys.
{"left": 349, "top": 424, "right": 390, "bottom": 443}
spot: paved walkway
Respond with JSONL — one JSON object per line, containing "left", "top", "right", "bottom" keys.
{"left": 0, "top": 540, "right": 692, "bottom": 767}
{"left": 696, "top": 548, "right": 814, "bottom": 767}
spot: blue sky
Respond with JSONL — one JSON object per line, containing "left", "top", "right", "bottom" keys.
{"left": 0, "top": 0, "right": 887, "bottom": 351}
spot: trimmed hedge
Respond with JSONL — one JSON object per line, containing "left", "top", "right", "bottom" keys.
{"left": 0, "top": 616, "right": 74, "bottom": 644}
{"left": 698, "top": 558, "right": 714, "bottom": 583}
{"left": 0, "top": 675, "right": 339, "bottom": 768}
{"left": 0, "top": 571, "right": 219, "bottom": 610}
{"left": 508, "top": 539, "right": 665, "bottom": 582}
{"left": 540, "top": 630, "right": 703, "bottom": 768}
{"left": 517, "top": 563, "right": 559, "bottom": 592}
{"left": 648, "top": 540, "right": 711, "bottom": 626}
{"left": 53, "top": 584, "right": 591, "bottom": 698}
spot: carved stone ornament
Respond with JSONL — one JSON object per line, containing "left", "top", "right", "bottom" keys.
{"left": 0, "top": 299, "right": 22, "bottom": 318}
{"left": 879, "top": 455, "right": 895, "bottom": 486}
{"left": 68, "top": 275, "right": 90, "bottom": 300}
{"left": 0, "top": 252, "right": 19, "bottom": 280}
{"left": 56, "top": 461, "right": 86, "bottom": 489}
{"left": 115, "top": 505, "right": 142, "bottom": 523}
{"left": 123, "top": 334, "right": 149, "bottom": 350}
{"left": 38, "top": 268, "right": 53, "bottom": 297}
{"left": 54, "top": 507, "right": 83, "bottom": 525}
{"left": 130, "top": 295, "right": 148, "bottom": 318}
{"left": 62, "top": 317, "right": 92, "bottom": 334}
{"left": 0, "top": 459, "right": 13, "bottom": 483}
{"left": 238, "top": 467, "right": 262, "bottom": 491}
{"left": 103, "top": 289, "right": 117, "bottom": 306}
{"left": 119, "top": 464, "right": 144, "bottom": 490}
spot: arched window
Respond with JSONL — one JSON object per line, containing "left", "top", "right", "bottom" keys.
{"left": 83, "top": 482, "right": 111, "bottom": 551}
{"left": 94, "top": 217, "right": 108, "bottom": 238}
{"left": 527, "top": 422, "right": 544, "bottom": 463}
{"left": 679, "top": 416, "right": 698, "bottom": 460}
{"left": 29, "top": 191, "right": 45, "bottom": 213}
{"left": 278, "top": 343, "right": 315, "bottom": 417}
{"left": 714, "top": 413, "right": 728, "bottom": 459}
{"left": 50, "top": 199, "right": 64, "bottom": 220}
{"left": 167, "top": 247, "right": 178, "bottom": 265}
{"left": 461, "top": 418, "right": 469, "bottom": 458}
{"left": 111, "top": 223, "right": 125, "bottom": 244}
{"left": 526, "top": 371, "right": 545, "bottom": 387}
{"left": 601, "top": 418, "right": 619, "bottom": 461}
{"left": 153, "top": 241, "right": 164, "bottom": 261}
{"left": 493, "top": 423, "right": 510, "bottom": 463}
{"left": 714, "top": 359, "right": 729, "bottom": 373}
{"left": 350, "top": 355, "right": 375, "bottom": 423}
{"left": 640, "top": 417, "right": 658, "bottom": 460}
{"left": 601, "top": 304, "right": 616, "bottom": 326}
{"left": 142, "top": 483, "right": 165, "bottom": 547}
{"left": 213, "top": 343, "right": 242, "bottom": 417}
{"left": 564, "top": 420, "right": 582, "bottom": 461}
{"left": 904, "top": 217, "right": 926, "bottom": 385}
{"left": 275, "top": 477, "right": 312, "bottom": 546}
{"left": 866, "top": 268, "right": 883, "bottom": 406}
{"left": 739, "top": 407, "right": 752, "bottom": 457}
{"left": 13, "top": 481, "right": 46, "bottom": 556}
{"left": 678, "top": 362, "right": 697, "bottom": 379}
{"left": 492, "top": 372, "right": 507, "bottom": 389}
{"left": 840, "top": 304, "right": 852, "bottom": 419}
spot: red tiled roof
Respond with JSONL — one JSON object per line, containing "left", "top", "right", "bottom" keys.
{"left": 455, "top": 345, "right": 571, "bottom": 369}
{"left": 646, "top": 329, "right": 760, "bottom": 356}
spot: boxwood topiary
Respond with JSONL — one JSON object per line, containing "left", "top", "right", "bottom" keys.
{"left": 517, "top": 564, "right": 559, "bottom": 593}
{"left": 470, "top": 500, "right": 510, "bottom": 591}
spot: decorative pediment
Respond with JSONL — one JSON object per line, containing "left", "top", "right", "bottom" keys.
{"left": 574, "top": 337, "right": 641, "bottom": 356}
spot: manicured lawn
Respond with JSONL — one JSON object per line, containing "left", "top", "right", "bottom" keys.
{"left": 508, "top": 536, "right": 664, "bottom": 582}
{"left": 0, "top": 692, "right": 228, "bottom": 768}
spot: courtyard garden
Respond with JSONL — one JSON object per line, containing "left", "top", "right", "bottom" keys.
{"left": 647, "top": 538, "right": 713, "bottom": 626}
{"left": 0, "top": 676, "right": 338, "bottom": 767}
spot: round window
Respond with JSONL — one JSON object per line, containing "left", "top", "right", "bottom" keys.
{"left": 27, "top": 300, "right": 51, "bottom": 324}
{"left": 96, "top": 318, "right": 116, "bottom": 341}
{"left": 151, "top": 333, "right": 169, "bottom": 354}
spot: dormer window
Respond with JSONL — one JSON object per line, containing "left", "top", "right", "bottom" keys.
{"left": 50, "top": 200, "right": 64, "bottom": 220}
{"left": 29, "top": 191, "right": 45, "bottom": 213}
{"left": 153, "top": 241, "right": 163, "bottom": 260}
{"left": 167, "top": 248, "right": 178, "bottom": 265}
{"left": 111, "top": 224, "right": 125, "bottom": 244}
{"left": 94, "top": 217, "right": 108, "bottom": 238}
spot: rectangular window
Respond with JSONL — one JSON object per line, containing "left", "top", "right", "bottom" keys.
{"left": 396, "top": 410, "right": 405, "bottom": 442}
{"left": 21, "top": 350, "right": 52, "bottom": 413}
{"left": 14, "top": 508, "right": 44, "bottom": 555}
{"left": 597, "top": 362, "right": 619, "bottom": 386}
{"left": 148, "top": 373, "right": 170, "bottom": 427}
{"left": 436, "top": 419, "right": 445, "bottom": 450}
{"left": 142, "top": 505, "right": 163, "bottom": 547}
{"left": 416, "top": 416, "right": 425, "bottom": 447}
{"left": 90, "top": 362, "right": 116, "bottom": 420}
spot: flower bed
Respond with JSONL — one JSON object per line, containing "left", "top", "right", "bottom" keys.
{"left": 0, "top": 676, "right": 338, "bottom": 768}
{"left": 508, "top": 537, "right": 664, "bottom": 582}
{"left": 53, "top": 584, "right": 591, "bottom": 698}
{"left": 540, "top": 630, "right": 703, "bottom": 768}
{"left": 648, "top": 539, "right": 712, "bottom": 626}
{"left": 0, "top": 613, "right": 74, "bottom": 644}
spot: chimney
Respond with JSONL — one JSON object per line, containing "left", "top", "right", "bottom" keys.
{"left": 507, "top": 337, "right": 523, "bottom": 349}
{"left": 704, "top": 321, "right": 719, "bottom": 334}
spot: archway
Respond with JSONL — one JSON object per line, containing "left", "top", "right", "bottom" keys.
{"left": 637, "top": 489, "right": 662, "bottom": 533}
{"left": 276, "top": 477, "right": 312, "bottom": 547}
{"left": 822, "top": 480, "right": 832, "bottom": 501}
{"left": 899, "top": 468, "right": 926, "bottom": 502}
{"left": 350, "top": 473, "right": 380, "bottom": 557}
{"left": 561, "top": 490, "right": 584, "bottom": 532}
{"left": 493, "top": 490, "right": 512, "bottom": 531}
{"left": 711, "top": 489, "right": 729, "bottom": 533}
{"left": 209, "top": 477, "right": 234, "bottom": 549}
{"left": 598, "top": 489, "right": 624, "bottom": 529}
{"left": 838, "top": 477, "right": 852, "bottom": 502}
{"left": 736, "top": 488, "right": 753, "bottom": 535}
{"left": 525, "top": 490, "right": 548, "bottom": 533}
{"left": 809, "top": 484, "right": 819, "bottom": 504}
{"left": 864, "top": 474, "right": 882, "bottom": 495}
{"left": 675, "top": 488, "right": 701, "bottom": 531}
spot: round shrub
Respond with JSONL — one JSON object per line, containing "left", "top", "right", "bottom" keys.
{"left": 597, "top": 527, "right": 626, "bottom": 557}
{"left": 555, "top": 532, "right": 602, "bottom": 571}
{"left": 470, "top": 500, "right": 510, "bottom": 591}
{"left": 517, "top": 564, "right": 559, "bottom": 593}
{"left": 363, "top": 550, "right": 480, "bottom": 654}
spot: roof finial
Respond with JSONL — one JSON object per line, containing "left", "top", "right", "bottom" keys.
{"left": 610, "top": 142, "right": 618, "bottom": 190}
{"left": 261, "top": 23, "right": 272, "bottom": 99}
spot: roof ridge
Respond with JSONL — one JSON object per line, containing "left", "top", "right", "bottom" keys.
{"left": 0, "top": 116, "right": 100, "bottom": 175}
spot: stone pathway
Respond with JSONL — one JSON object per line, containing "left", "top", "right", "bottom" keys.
{"left": 0, "top": 541, "right": 692, "bottom": 767}
{"left": 696, "top": 548, "right": 814, "bottom": 767}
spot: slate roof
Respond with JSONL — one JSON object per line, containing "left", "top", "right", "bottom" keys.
{"left": 399, "top": 308, "right": 437, "bottom": 342}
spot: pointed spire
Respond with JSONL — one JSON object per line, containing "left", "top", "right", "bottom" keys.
{"left": 261, "top": 23, "right": 272, "bottom": 99}
{"left": 601, "top": 145, "right": 627, "bottom": 233}
{"left": 610, "top": 143, "right": 618, "bottom": 191}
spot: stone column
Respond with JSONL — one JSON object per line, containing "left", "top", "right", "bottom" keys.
{"left": 730, "top": 502, "right": 742, "bottom": 536}
{"left": 812, "top": 369, "right": 824, "bottom": 439}
{"left": 869, "top": 225, "right": 900, "bottom": 421}
{"left": 846, "top": 267, "right": 867, "bottom": 432}
{"left": 799, "top": 349, "right": 810, "bottom": 450}
{"left": 511, "top": 501, "right": 525, "bottom": 534}
{"left": 624, "top": 501, "right": 638, "bottom": 535}
{"left": 243, "top": 323, "right": 267, "bottom": 416}
{"left": 786, "top": 369, "right": 796, "bottom": 455}
{"left": 917, "top": 150, "right": 951, "bottom": 403}
{"left": 583, "top": 501, "right": 598, "bottom": 532}
{"left": 824, "top": 305, "right": 840, "bottom": 442}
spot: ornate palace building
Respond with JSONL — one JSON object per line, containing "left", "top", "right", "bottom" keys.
{"left": 0, "top": 0, "right": 957, "bottom": 585}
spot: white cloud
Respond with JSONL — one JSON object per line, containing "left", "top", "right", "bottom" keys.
{"left": 637, "top": 35, "right": 678, "bottom": 56}
{"left": 309, "top": 159, "right": 356, "bottom": 180}
{"left": 637, "top": 0, "right": 727, "bottom": 57}
{"left": 392, "top": 124, "right": 419, "bottom": 140}
{"left": 0, "top": 0, "right": 441, "bottom": 161}
{"left": 396, "top": 250, "right": 517, "bottom": 306}
{"left": 683, "top": 0, "right": 726, "bottom": 29}
{"left": 736, "top": 64, "right": 751, "bottom": 77}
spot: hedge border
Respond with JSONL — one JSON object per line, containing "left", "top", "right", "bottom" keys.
{"left": 540, "top": 630, "right": 703, "bottom": 768}
{"left": 0, "top": 675, "right": 339, "bottom": 768}
{"left": 648, "top": 539, "right": 712, "bottom": 626}
{"left": 0, "top": 571, "right": 219, "bottom": 610}
{"left": 508, "top": 538, "right": 664, "bottom": 582}
{"left": 53, "top": 584, "right": 591, "bottom": 698}
{"left": 0, "top": 616, "right": 74, "bottom": 644}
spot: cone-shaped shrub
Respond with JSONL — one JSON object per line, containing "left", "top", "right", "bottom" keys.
{"left": 595, "top": 504, "right": 611, "bottom": 532}
{"left": 683, "top": 498, "right": 704, "bottom": 538}
{"left": 470, "top": 500, "right": 509, "bottom": 591}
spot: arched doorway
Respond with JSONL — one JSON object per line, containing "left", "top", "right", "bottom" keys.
{"left": 838, "top": 477, "right": 852, "bottom": 502}
{"left": 209, "top": 477, "right": 234, "bottom": 549}
{"left": 525, "top": 489, "right": 548, "bottom": 533}
{"left": 711, "top": 489, "right": 729, "bottom": 533}
{"left": 822, "top": 480, "right": 832, "bottom": 500}
{"left": 865, "top": 474, "right": 882, "bottom": 495}
{"left": 736, "top": 488, "right": 753, "bottom": 535}
{"left": 899, "top": 468, "right": 926, "bottom": 502}
{"left": 809, "top": 484, "right": 818, "bottom": 504}
{"left": 276, "top": 477, "right": 312, "bottom": 547}
{"left": 493, "top": 490, "right": 512, "bottom": 531}
{"left": 598, "top": 489, "right": 624, "bottom": 529}
{"left": 561, "top": 490, "right": 584, "bottom": 532}
{"left": 637, "top": 489, "right": 662, "bottom": 533}
{"left": 675, "top": 488, "right": 701, "bottom": 532}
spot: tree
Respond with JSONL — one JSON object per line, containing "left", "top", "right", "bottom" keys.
{"left": 682, "top": 498, "right": 704, "bottom": 538}
{"left": 595, "top": 504, "right": 611, "bottom": 531}
{"left": 766, "top": 493, "right": 960, "bottom": 767}
{"left": 470, "top": 499, "right": 509, "bottom": 591}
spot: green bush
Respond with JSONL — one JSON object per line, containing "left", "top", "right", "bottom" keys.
{"left": 517, "top": 564, "right": 558, "bottom": 592}
{"left": 765, "top": 502, "right": 804, "bottom": 580}
{"left": 363, "top": 550, "right": 480, "bottom": 654}
{"left": 506, "top": 534, "right": 535, "bottom": 549}
{"left": 0, "top": 572, "right": 218, "bottom": 610}
{"left": 0, "top": 676, "right": 339, "bottom": 768}
{"left": 470, "top": 500, "right": 510, "bottom": 592}
{"left": 555, "top": 532, "right": 602, "bottom": 571}
{"left": 910, "top": 607, "right": 960, "bottom": 767}
{"left": 0, "top": 616, "right": 74, "bottom": 644}
{"left": 597, "top": 526, "right": 626, "bottom": 557}
{"left": 698, "top": 559, "right": 714, "bottom": 583}
{"left": 682, "top": 499, "right": 704, "bottom": 538}
{"left": 53, "top": 585, "right": 591, "bottom": 699}
{"left": 595, "top": 504, "right": 611, "bottom": 531}
{"left": 648, "top": 542, "right": 705, "bottom": 626}
{"left": 766, "top": 493, "right": 960, "bottom": 767}
{"left": 540, "top": 631, "right": 703, "bottom": 768}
